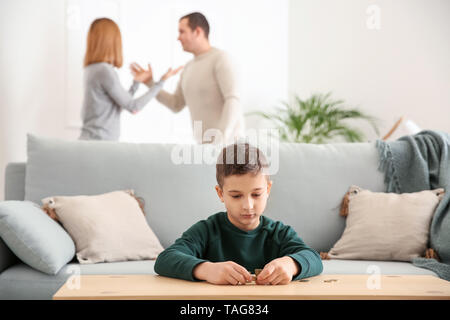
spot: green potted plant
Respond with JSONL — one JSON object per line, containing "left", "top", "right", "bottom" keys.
{"left": 248, "top": 92, "right": 379, "bottom": 143}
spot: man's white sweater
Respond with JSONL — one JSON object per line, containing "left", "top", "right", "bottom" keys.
{"left": 156, "top": 47, "right": 244, "bottom": 145}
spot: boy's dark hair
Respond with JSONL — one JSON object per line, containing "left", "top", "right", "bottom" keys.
{"left": 180, "top": 12, "right": 210, "bottom": 39}
{"left": 216, "top": 143, "right": 269, "bottom": 188}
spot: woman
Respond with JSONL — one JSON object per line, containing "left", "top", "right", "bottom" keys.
{"left": 80, "top": 18, "right": 181, "bottom": 141}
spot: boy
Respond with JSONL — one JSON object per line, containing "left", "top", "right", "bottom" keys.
{"left": 154, "top": 143, "right": 323, "bottom": 285}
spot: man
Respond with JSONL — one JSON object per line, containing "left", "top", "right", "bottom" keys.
{"left": 132, "top": 12, "right": 244, "bottom": 145}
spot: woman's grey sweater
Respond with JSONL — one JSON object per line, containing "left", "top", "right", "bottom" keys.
{"left": 79, "top": 62, "right": 164, "bottom": 141}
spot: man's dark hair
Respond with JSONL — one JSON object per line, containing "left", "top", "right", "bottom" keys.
{"left": 216, "top": 143, "right": 269, "bottom": 188}
{"left": 180, "top": 12, "right": 210, "bottom": 39}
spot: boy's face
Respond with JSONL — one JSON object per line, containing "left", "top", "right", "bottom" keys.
{"left": 215, "top": 172, "right": 272, "bottom": 231}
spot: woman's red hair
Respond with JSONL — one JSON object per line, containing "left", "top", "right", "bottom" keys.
{"left": 84, "top": 18, "right": 123, "bottom": 68}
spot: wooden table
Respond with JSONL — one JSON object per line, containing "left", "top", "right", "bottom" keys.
{"left": 53, "top": 274, "right": 450, "bottom": 300}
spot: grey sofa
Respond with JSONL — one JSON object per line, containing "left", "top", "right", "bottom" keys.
{"left": 0, "top": 134, "right": 437, "bottom": 300}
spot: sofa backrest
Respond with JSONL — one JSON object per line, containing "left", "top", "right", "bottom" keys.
{"left": 6, "top": 134, "right": 386, "bottom": 252}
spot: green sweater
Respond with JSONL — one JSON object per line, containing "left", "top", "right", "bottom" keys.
{"left": 154, "top": 212, "right": 323, "bottom": 281}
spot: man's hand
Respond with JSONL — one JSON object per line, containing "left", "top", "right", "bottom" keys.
{"left": 256, "top": 256, "right": 300, "bottom": 285}
{"left": 193, "top": 261, "right": 253, "bottom": 285}
{"left": 130, "top": 62, "right": 153, "bottom": 83}
{"left": 161, "top": 66, "right": 184, "bottom": 81}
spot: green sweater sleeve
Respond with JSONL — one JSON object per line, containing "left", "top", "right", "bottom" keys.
{"left": 154, "top": 221, "right": 209, "bottom": 281}
{"left": 277, "top": 225, "right": 323, "bottom": 280}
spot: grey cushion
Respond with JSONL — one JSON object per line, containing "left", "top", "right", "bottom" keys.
{"left": 25, "top": 134, "right": 385, "bottom": 252}
{"left": 0, "top": 201, "right": 75, "bottom": 275}
{"left": 0, "top": 259, "right": 436, "bottom": 300}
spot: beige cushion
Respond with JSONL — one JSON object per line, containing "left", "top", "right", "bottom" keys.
{"left": 328, "top": 186, "right": 444, "bottom": 262}
{"left": 42, "top": 190, "right": 163, "bottom": 264}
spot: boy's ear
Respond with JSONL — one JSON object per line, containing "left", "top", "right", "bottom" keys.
{"left": 215, "top": 185, "right": 224, "bottom": 203}
{"left": 267, "top": 180, "right": 273, "bottom": 195}
{"left": 267, "top": 180, "right": 273, "bottom": 194}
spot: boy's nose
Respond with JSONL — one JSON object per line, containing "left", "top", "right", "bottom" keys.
{"left": 242, "top": 197, "right": 254, "bottom": 210}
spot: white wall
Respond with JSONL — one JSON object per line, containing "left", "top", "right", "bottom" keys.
{"left": 0, "top": 0, "right": 69, "bottom": 201}
{"left": 0, "top": 0, "right": 288, "bottom": 200}
{"left": 289, "top": 0, "right": 450, "bottom": 140}
{"left": 1, "top": 0, "right": 450, "bottom": 201}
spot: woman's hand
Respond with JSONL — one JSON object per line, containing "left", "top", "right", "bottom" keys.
{"left": 160, "top": 66, "right": 184, "bottom": 81}
{"left": 130, "top": 62, "right": 153, "bottom": 83}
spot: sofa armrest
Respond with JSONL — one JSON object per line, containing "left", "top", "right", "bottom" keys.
{"left": 0, "top": 237, "right": 18, "bottom": 273}
{"left": 4, "top": 162, "right": 26, "bottom": 201}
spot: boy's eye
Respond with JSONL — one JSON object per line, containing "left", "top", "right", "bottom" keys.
{"left": 231, "top": 194, "right": 262, "bottom": 199}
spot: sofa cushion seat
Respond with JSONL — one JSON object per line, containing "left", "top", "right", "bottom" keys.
{"left": 0, "top": 260, "right": 157, "bottom": 300}
{"left": 322, "top": 259, "right": 437, "bottom": 276}
{"left": 0, "top": 260, "right": 437, "bottom": 300}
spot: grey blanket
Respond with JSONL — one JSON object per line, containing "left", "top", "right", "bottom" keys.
{"left": 376, "top": 130, "right": 450, "bottom": 281}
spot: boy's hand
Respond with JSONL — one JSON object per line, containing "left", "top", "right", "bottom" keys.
{"left": 193, "top": 261, "right": 253, "bottom": 285}
{"left": 256, "top": 256, "right": 300, "bottom": 285}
